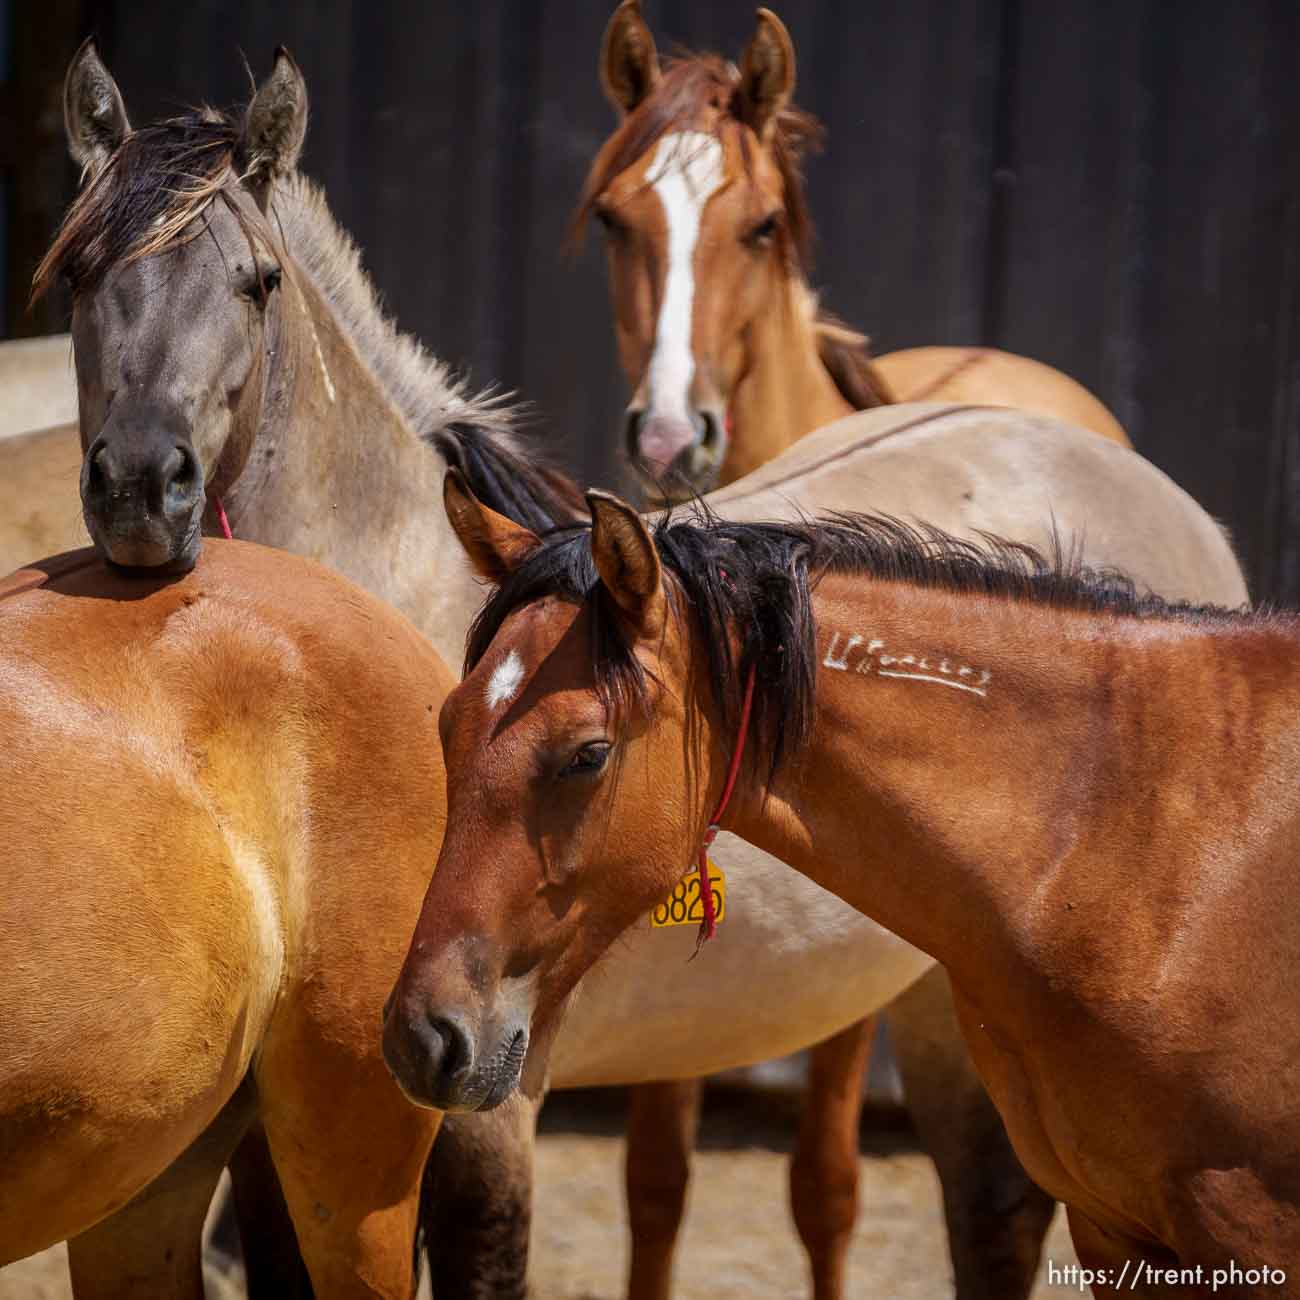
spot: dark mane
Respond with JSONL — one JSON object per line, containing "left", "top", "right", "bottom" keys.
{"left": 573, "top": 53, "right": 822, "bottom": 275}
{"left": 813, "top": 309, "right": 896, "bottom": 409}
{"left": 431, "top": 425, "right": 588, "bottom": 535}
{"left": 32, "top": 108, "right": 246, "bottom": 301}
{"left": 572, "top": 52, "right": 890, "bottom": 412}
{"left": 466, "top": 512, "right": 1254, "bottom": 783}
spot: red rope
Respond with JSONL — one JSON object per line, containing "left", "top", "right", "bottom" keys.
{"left": 695, "top": 665, "right": 756, "bottom": 949}
{"left": 214, "top": 497, "right": 234, "bottom": 541}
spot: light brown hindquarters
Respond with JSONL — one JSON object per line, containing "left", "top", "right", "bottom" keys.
{"left": 0, "top": 541, "right": 450, "bottom": 1288}
{"left": 875, "top": 346, "right": 1131, "bottom": 448}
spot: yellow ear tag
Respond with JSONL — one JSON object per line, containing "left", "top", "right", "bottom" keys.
{"left": 650, "top": 860, "right": 726, "bottom": 928}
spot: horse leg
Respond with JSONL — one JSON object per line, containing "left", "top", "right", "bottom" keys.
{"left": 624, "top": 1078, "right": 703, "bottom": 1300}
{"left": 67, "top": 1073, "right": 257, "bottom": 1300}
{"left": 256, "top": 1036, "right": 438, "bottom": 1299}
{"left": 228, "top": 1119, "right": 315, "bottom": 1299}
{"left": 888, "top": 966, "right": 1055, "bottom": 1300}
{"left": 421, "top": 1090, "right": 539, "bottom": 1300}
{"left": 789, "top": 1017, "right": 875, "bottom": 1300}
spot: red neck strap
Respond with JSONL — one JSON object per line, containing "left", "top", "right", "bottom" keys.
{"left": 214, "top": 497, "right": 234, "bottom": 541}
{"left": 695, "top": 664, "right": 756, "bottom": 948}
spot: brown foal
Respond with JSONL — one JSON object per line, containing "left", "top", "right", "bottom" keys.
{"left": 387, "top": 481, "right": 1300, "bottom": 1296}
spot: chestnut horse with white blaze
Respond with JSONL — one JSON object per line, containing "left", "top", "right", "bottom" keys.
{"left": 582, "top": 1, "right": 1127, "bottom": 498}
{"left": 581, "top": 4, "right": 1125, "bottom": 1291}
{"left": 390, "top": 484, "right": 1300, "bottom": 1296}
{"left": 0, "top": 541, "right": 451, "bottom": 1296}
{"left": 45, "top": 40, "right": 1245, "bottom": 1300}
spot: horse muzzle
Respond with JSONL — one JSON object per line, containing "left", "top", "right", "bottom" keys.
{"left": 381, "top": 995, "right": 529, "bottom": 1113}
{"left": 81, "top": 433, "right": 206, "bottom": 571}
{"left": 626, "top": 407, "right": 727, "bottom": 499}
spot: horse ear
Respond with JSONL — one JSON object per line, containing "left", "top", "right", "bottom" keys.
{"left": 444, "top": 469, "right": 542, "bottom": 584}
{"left": 64, "top": 39, "right": 130, "bottom": 179}
{"left": 600, "top": 0, "right": 660, "bottom": 116}
{"left": 738, "top": 8, "right": 795, "bottom": 140}
{"left": 242, "top": 48, "right": 308, "bottom": 185}
{"left": 587, "top": 490, "right": 666, "bottom": 639}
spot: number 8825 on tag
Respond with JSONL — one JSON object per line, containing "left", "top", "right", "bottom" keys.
{"left": 650, "top": 862, "right": 726, "bottom": 928}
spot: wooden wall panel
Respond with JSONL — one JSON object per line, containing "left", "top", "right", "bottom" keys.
{"left": 3, "top": 0, "right": 85, "bottom": 337}
{"left": 991, "top": 0, "right": 1156, "bottom": 432}
{"left": 1129, "top": 0, "right": 1300, "bottom": 599}
{"left": 791, "top": 0, "right": 1005, "bottom": 352}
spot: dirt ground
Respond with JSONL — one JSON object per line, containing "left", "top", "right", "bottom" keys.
{"left": 0, "top": 1085, "right": 1080, "bottom": 1299}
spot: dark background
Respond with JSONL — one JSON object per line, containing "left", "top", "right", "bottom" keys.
{"left": 5, "top": 1, "right": 1299, "bottom": 599}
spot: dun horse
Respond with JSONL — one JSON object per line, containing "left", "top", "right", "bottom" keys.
{"left": 42, "top": 42, "right": 1246, "bottom": 1300}
{"left": 0, "top": 541, "right": 450, "bottom": 1296}
{"left": 390, "top": 483, "right": 1297, "bottom": 1296}
{"left": 581, "top": 1, "right": 1128, "bottom": 496}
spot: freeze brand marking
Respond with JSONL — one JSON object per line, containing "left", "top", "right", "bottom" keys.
{"left": 822, "top": 632, "right": 992, "bottom": 697}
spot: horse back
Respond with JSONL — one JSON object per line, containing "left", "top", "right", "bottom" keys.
{"left": 708, "top": 403, "right": 1248, "bottom": 608}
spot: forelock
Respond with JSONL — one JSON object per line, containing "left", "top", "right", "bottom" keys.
{"left": 32, "top": 109, "right": 252, "bottom": 302}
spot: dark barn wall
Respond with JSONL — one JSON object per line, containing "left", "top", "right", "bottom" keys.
{"left": 5, "top": 0, "right": 1299, "bottom": 600}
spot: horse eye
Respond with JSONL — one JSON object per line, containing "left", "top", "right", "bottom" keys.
{"left": 243, "top": 265, "right": 282, "bottom": 305}
{"left": 560, "top": 741, "right": 612, "bottom": 779}
{"left": 746, "top": 214, "right": 780, "bottom": 246}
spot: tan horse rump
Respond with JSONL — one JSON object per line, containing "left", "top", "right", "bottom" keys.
{"left": 0, "top": 540, "right": 449, "bottom": 1271}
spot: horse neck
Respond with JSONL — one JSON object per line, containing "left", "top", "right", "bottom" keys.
{"left": 224, "top": 271, "right": 478, "bottom": 667}
{"left": 724, "top": 575, "right": 1254, "bottom": 1008}
{"left": 724, "top": 276, "right": 854, "bottom": 483}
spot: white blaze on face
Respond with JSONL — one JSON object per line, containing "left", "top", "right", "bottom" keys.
{"left": 645, "top": 131, "right": 725, "bottom": 423}
{"left": 486, "top": 648, "right": 526, "bottom": 711}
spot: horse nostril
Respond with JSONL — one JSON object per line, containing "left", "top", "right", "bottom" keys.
{"left": 624, "top": 410, "right": 646, "bottom": 459}
{"left": 156, "top": 444, "right": 200, "bottom": 516}
{"left": 426, "top": 1013, "right": 474, "bottom": 1084}
{"left": 85, "top": 443, "right": 111, "bottom": 497}
{"left": 169, "top": 445, "right": 196, "bottom": 491}
{"left": 699, "top": 410, "right": 721, "bottom": 451}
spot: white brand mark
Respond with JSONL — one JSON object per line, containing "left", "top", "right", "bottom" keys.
{"left": 822, "top": 632, "right": 992, "bottom": 697}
